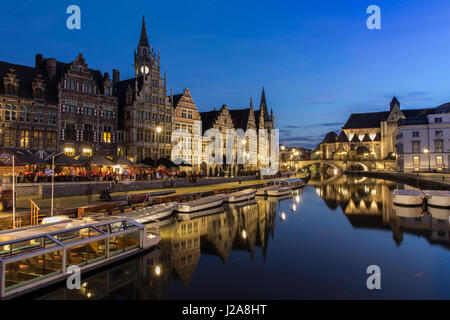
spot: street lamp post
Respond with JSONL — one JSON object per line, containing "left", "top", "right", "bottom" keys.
{"left": 156, "top": 126, "right": 162, "bottom": 159}
{"left": 424, "top": 148, "right": 430, "bottom": 172}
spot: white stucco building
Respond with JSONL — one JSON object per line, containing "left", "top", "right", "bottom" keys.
{"left": 396, "top": 103, "right": 450, "bottom": 172}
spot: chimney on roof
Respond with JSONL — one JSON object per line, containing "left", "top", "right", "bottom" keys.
{"left": 112, "top": 69, "right": 120, "bottom": 86}
{"left": 35, "top": 54, "right": 43, "bottom": 69}
{"left": 45, "top": 58, "right": 56, "bottom": 81}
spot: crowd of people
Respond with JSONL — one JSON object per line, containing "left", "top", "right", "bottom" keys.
{"left": 12, "top": 165, "right": 206, "bottom": 184}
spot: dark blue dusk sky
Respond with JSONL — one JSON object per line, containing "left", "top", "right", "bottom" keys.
{"left": 2, "top": 0, "right": 450, "bottom": 149}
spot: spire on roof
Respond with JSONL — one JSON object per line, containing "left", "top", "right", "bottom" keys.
{"left": 139, "top": 16, "right": 149, "bottom": 47}
{"left": 390, "top": 96, "right": 400, "bottom": 111}
{"left": 250, "top": 97, "right": 253, "bottom": 108}
{"left": 260, "top": 86, "right": 268, "bottom": 117}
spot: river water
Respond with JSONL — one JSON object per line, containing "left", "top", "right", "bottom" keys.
{"left": 36, "top": 175, "right": 450, "bottom": 299}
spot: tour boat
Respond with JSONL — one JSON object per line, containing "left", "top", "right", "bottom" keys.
{"left": 0, "top": 216, "right": 160, "bottom": 299}
{"left": 392, "top": 189, "right": 424, "bottom": 206}
{"left": 123, "top": 202, "right": 177, "bottom": 224}
{"left": 423, "top": 190, "right": 450, "bottom": 208}
{"left": 266, "top": 186, "right": 293, "bottom": 197}
{"left": 224, "top": 189, "right": 257, "bottom": 203}
{"left": 176, "top": 206, "right": 225, "bottom": 221}
{"left": 256, "top": 185, "right": 278, "bottom": 196}
{"left": 393, "top": 204, "right": 424, "bottom": 218}
{"left": 284, "top": 178, "right": 305, "bottom": 189}
{"left": 427, "top": 206, "right": 450, "bottom": 221}
{"left": 175, "top": 194, "right": 225, "bottom": 213}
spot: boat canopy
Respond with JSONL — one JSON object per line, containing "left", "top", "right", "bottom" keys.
{"left": 0, "top": 217, "right": 146, "bottom": 298}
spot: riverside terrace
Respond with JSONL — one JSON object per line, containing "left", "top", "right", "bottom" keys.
{"left": 0, "top": 216, "right": 160, "bottom": 299}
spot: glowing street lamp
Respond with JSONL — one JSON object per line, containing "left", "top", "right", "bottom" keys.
{"left": 423, "top": 148, "right": 430, "bottom": 172}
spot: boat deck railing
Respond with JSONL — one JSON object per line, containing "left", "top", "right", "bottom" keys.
{"left": 0, "top": 216, "right": 147, "bottom": 298}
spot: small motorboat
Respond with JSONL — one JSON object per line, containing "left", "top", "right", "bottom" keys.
{"left": 427, "top": 206, "right": 450, "bottom": 221}
{"left": 176, "top": 194, "right": 225, "bottom": 213}
{"left": 224, "top": 189, "right": 257, "bottom": 203}
{"left": 393, "top": 204, "right": 424, "bottom": 218}
{"left": 124, "top": 202, "right": 177, "bottom": 224}
{"left": 392, "top": 189, "right": 424, "bottom": 206}
{"left": 256, "top": 185, "right": 278, "bottom": 196}
{"left": 267, "top": 186, "right": 292, "bottom": 197}
{"left": 423, "top": 190, "right": 450, "bottom": 208}
{"left": 176, "top": 206, "right": 225, "bottom": 221}
{"left": 285, "top": 178, "right": 305, "bottom": 189}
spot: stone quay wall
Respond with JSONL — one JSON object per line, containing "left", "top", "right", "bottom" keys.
{"left": 345, "top": 171, "right": 450, "bottom": 191}
{"left": 10, "top": 176, "right": 262, "bottom": 199}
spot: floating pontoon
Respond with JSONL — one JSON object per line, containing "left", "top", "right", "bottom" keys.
{"left": 224, "top": 189, "right": 256, "bottom": 203}
{"left": 0, "top": 216, "right": 160, "bottom": 299}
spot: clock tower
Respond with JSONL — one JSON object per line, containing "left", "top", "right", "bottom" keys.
{"left": 134, "top": 16, "right": 151, "bottom": 77}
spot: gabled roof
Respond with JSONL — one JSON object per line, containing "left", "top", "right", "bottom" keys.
{"left": 0, "top": 61, "right": 58, "bottom": 102}
{"left": 373, "top": 132, "right": 381, "bottom": 141}
{"left": 336, "top": 131, "right": 349, "bottom": 143}
{"left": 350, "top": 134, "right": 360, "bottom": 143}
{"left": 172, "top": 93, "right": 183, "bottom": 108}
{"left": 200, "top": 110, "right": 220, "bottom": 133}
{"left": 362, "top": 133, "right": 372, "bottom": 142}
{"left": 321, "top": 131, "right": 338, "bottom": 144}
{"left": 229, "top": 108, "right": 250, "bottom": 130}
{"left": 343, "top": 108, "right": 435, "bottom": 129}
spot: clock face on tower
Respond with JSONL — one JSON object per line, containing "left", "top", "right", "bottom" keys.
{"left": 140, "top": 65, "right": 150, "bottom": 74}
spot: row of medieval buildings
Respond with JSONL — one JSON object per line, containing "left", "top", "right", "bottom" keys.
{"left": 0, "top": 17, "right": 276, "bottom": 175}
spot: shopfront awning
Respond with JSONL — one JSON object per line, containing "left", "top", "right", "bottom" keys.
{"left": 45, "top": 153, "right": 82, "bottom": 166}
{"left": 85, "top": 154, "right": 115, "bottom": 166}
{"left": 114, "top": 156, "right": 135, "bottom": 166}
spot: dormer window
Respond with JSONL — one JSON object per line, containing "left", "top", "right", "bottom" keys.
{"left": 7, "top": 83, "right": 15, "bottom": 95}
{"left": 34, "top": 87, "right": 44, "bottom": 99}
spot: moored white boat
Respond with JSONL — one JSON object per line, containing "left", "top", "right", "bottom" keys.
{"left": 392, "top": 189, "right": 424, "bottom": 206}
{"left": 124, "top": 202, "right": 177, "bottom": 224}
{"left": 176, "top": 194, "right": 225, "bottom": 213}
{"left": 393, "top": 204, "right": 424, "bottom": 218}
{"left": 423, "top": 190, "right": 450, "bottom": 208}
{"left": 427, "top": 206, "right": 450, "bottom": 221}
{"left": 224, "top": 189, "right": 256, "bottom": 203}
{"left": 256, "top": 185, "right": 277, "bottom": 196}
{"left": 266, "top": 186, "right": 292, "bottom": 197}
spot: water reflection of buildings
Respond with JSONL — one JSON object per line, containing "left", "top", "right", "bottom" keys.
{"left": 316, "top": 176, "right": 450, "bottom": 249}
{"left": 40, "top": 198, "right": 278, "bottom": 299}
